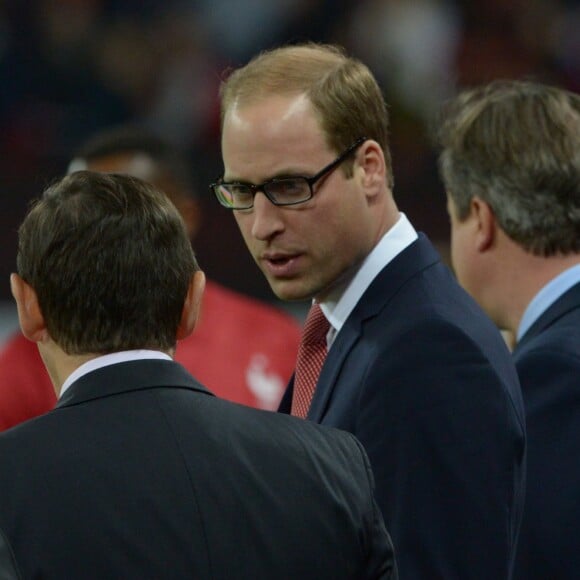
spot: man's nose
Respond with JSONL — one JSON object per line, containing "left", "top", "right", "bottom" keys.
{"left": 250, "top": 192, "right": 285, "bottom": 240}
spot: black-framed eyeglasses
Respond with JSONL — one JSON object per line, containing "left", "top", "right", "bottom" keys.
{"left": 210, "top": 137, "right": 366, "bottom": 210}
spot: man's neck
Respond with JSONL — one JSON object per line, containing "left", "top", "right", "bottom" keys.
{"left": 501, "top": 253, "right": 580, "bottom": 335}
{"left": 38, "top": 342, "right": 174, "bottom": 398}
{"left": 37, "top": 341, "right": 97, "bottom": 398}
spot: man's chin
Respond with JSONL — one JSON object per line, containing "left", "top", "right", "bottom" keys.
{"left": 268, "top": 279, "right": 313, "bottom": 303}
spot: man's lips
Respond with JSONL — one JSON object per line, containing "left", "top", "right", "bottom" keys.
{"left": 260, "top": 252, "right": 304, "bottom": 278}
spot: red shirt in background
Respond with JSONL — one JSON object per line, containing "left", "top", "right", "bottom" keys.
{"left": 0, "top": 281, "right": 302, "bottom": 431}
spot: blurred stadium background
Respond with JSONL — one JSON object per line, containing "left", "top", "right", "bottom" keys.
{"left": 0, "top": 0, "right": 578, "bottom": 339}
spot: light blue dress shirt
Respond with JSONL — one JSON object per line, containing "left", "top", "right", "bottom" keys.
{"left": 517, "top": 263, "right": 580, "bottom": 341}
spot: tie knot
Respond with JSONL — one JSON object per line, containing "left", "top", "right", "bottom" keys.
{"left": 302, "top": 303, "right": 330, "bottom": 346}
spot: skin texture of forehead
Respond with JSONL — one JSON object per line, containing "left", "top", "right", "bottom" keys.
{"left": 222, "top": 94, "right": 331, "bottom": 182}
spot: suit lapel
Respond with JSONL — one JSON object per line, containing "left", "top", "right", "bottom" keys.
{"left": 57, "top": 359, "right": 214, "bottom": 409}
{"left": 307, "top": 319, "right": 361, "bottom": 421}
{"left": 307, "top": 235, "right": 441, "bottom": 422}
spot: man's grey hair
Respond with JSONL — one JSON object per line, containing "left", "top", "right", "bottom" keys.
{"left": 436, "top": 79, "right": 580, "bottom": 256}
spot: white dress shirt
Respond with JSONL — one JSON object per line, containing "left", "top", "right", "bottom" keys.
{"left": 60, "top": 350, "right": 172, "bottom": 398}
{"left": 319, "top": 213, "right": 418, "bottom": 349}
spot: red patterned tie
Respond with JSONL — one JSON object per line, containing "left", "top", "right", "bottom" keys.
{"left": 291, "top": 303, "right": 330, "bottom": 418}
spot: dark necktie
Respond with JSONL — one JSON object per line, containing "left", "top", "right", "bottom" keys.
{"left": 291, "top": 303, "right": 330, "bottom": 418}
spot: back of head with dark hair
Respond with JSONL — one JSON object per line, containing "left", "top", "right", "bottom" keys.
{"left": 17, "top": 171, "right": 198, "bottom": 354}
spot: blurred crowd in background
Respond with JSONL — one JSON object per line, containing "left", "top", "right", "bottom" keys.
{"left": 0, "top": 0, "right": 578, "bottom": 304}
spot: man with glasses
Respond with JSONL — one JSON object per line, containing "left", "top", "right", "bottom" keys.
{"left": 212, "top": 43, "right": 526, "bottom": 580}
{"left": 0, "top": 170, "right": 397, "bottom": 578}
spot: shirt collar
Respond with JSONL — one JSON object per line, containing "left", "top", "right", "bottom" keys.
{"left": 60, "top": 349, "right": 172, "bottom": 398}
{"left": 517, "top": 263, "right": 580, "bottom": 341}
{"left": 319, "top": 213, "right": 418, "bottom": 343}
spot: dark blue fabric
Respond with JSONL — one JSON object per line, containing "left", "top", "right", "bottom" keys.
{"left": 0, "top": 360, "right": 396, "bottom": 579}
{"left": 281, "top": 234, "right": 526, "bottom": 580}
{"left": 513, "top": 282, "right": 580, "bottom": 579}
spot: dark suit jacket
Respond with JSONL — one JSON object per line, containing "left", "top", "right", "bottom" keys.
{"left": 0, "top": 359, "right": 397, "bottom": 579}
{"left": 281, "top": 235, "right": 526, "bottom": 579}
{"left": 513, "top": 281, "right": 580, "bottom": 579}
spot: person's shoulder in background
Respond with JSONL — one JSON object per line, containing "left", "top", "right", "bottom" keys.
{"left": 175, "top": 279, "right": 303, "bottom": 410}
{"left": 0, "top": 279, "right": 304, "bottom": 427}
{"left": 203, "top": 279, "right": 303, "bottom": 331}
{"left": 0, "top": 332, "right": 55, "bottom": 431}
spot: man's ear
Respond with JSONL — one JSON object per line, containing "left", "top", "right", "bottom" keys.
{"left": 10, "top": 273, "right": 47, "bottom": 342}
{"left": 471, "top": 196, "right": 497, "bottom": 252}
{"left": 176, "top": 270, "right": 206, "bottom": 341}
{"left": 358, "top": 139, "right": 386, "bottom": 195}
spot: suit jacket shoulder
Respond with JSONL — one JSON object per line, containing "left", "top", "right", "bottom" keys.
{"left": 282, "top": 234, "right": 525, "bottom": 580}
{"left": 0, "top": 360, "right": 396, "bottom": 579}
{"left": 512, "top": 282, "right": 580, "bottom": 579}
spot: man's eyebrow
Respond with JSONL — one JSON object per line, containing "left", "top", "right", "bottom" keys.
{"left": 221, "top": 175, "right": 250, "bottom": 184}
{"left": 223, "top": 167, "right": 312, "bottom": 184}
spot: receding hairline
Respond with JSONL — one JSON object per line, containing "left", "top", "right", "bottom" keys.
{"left": 220, "top": 43, "right": 350, "bottom": 115}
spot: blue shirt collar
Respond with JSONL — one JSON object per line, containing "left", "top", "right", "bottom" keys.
{"left": 517, "top": 263, "right": 580, "bottom": 341}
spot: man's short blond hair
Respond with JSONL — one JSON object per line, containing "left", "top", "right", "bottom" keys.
{"left": 219, "top": 43, "right": 394, "bottom": 187}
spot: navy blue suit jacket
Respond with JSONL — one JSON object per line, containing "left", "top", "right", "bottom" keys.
{"left": 281, "top": 235, "right": 526, "bottom": 579}
{"left": 513, "top": 281, "right": 580, "bottom": 579}
{"left": 0, "top": 359, "right": 396, "bottom": 579}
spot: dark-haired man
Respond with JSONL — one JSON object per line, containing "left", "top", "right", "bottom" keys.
{"left": 0, "top": 170, "right": 396, "bottom": 579}
{"left": 0, "top": 126, "right": 301, "bottom": 430}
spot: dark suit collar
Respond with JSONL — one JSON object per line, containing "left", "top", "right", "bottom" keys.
{"left": 57, "top": 359, "right": 214, "bottom": 409}
{"left": 340, "top": 233, "right": 440, "bottom": 324}
{"left": 516, "top": 281, "right": 580, "bottom": 351}
{"left": 280, "top": 235, "right": 441, "bottom": 416}
{"left": 304, "top": 234, "right": 440, "bottom": 421}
